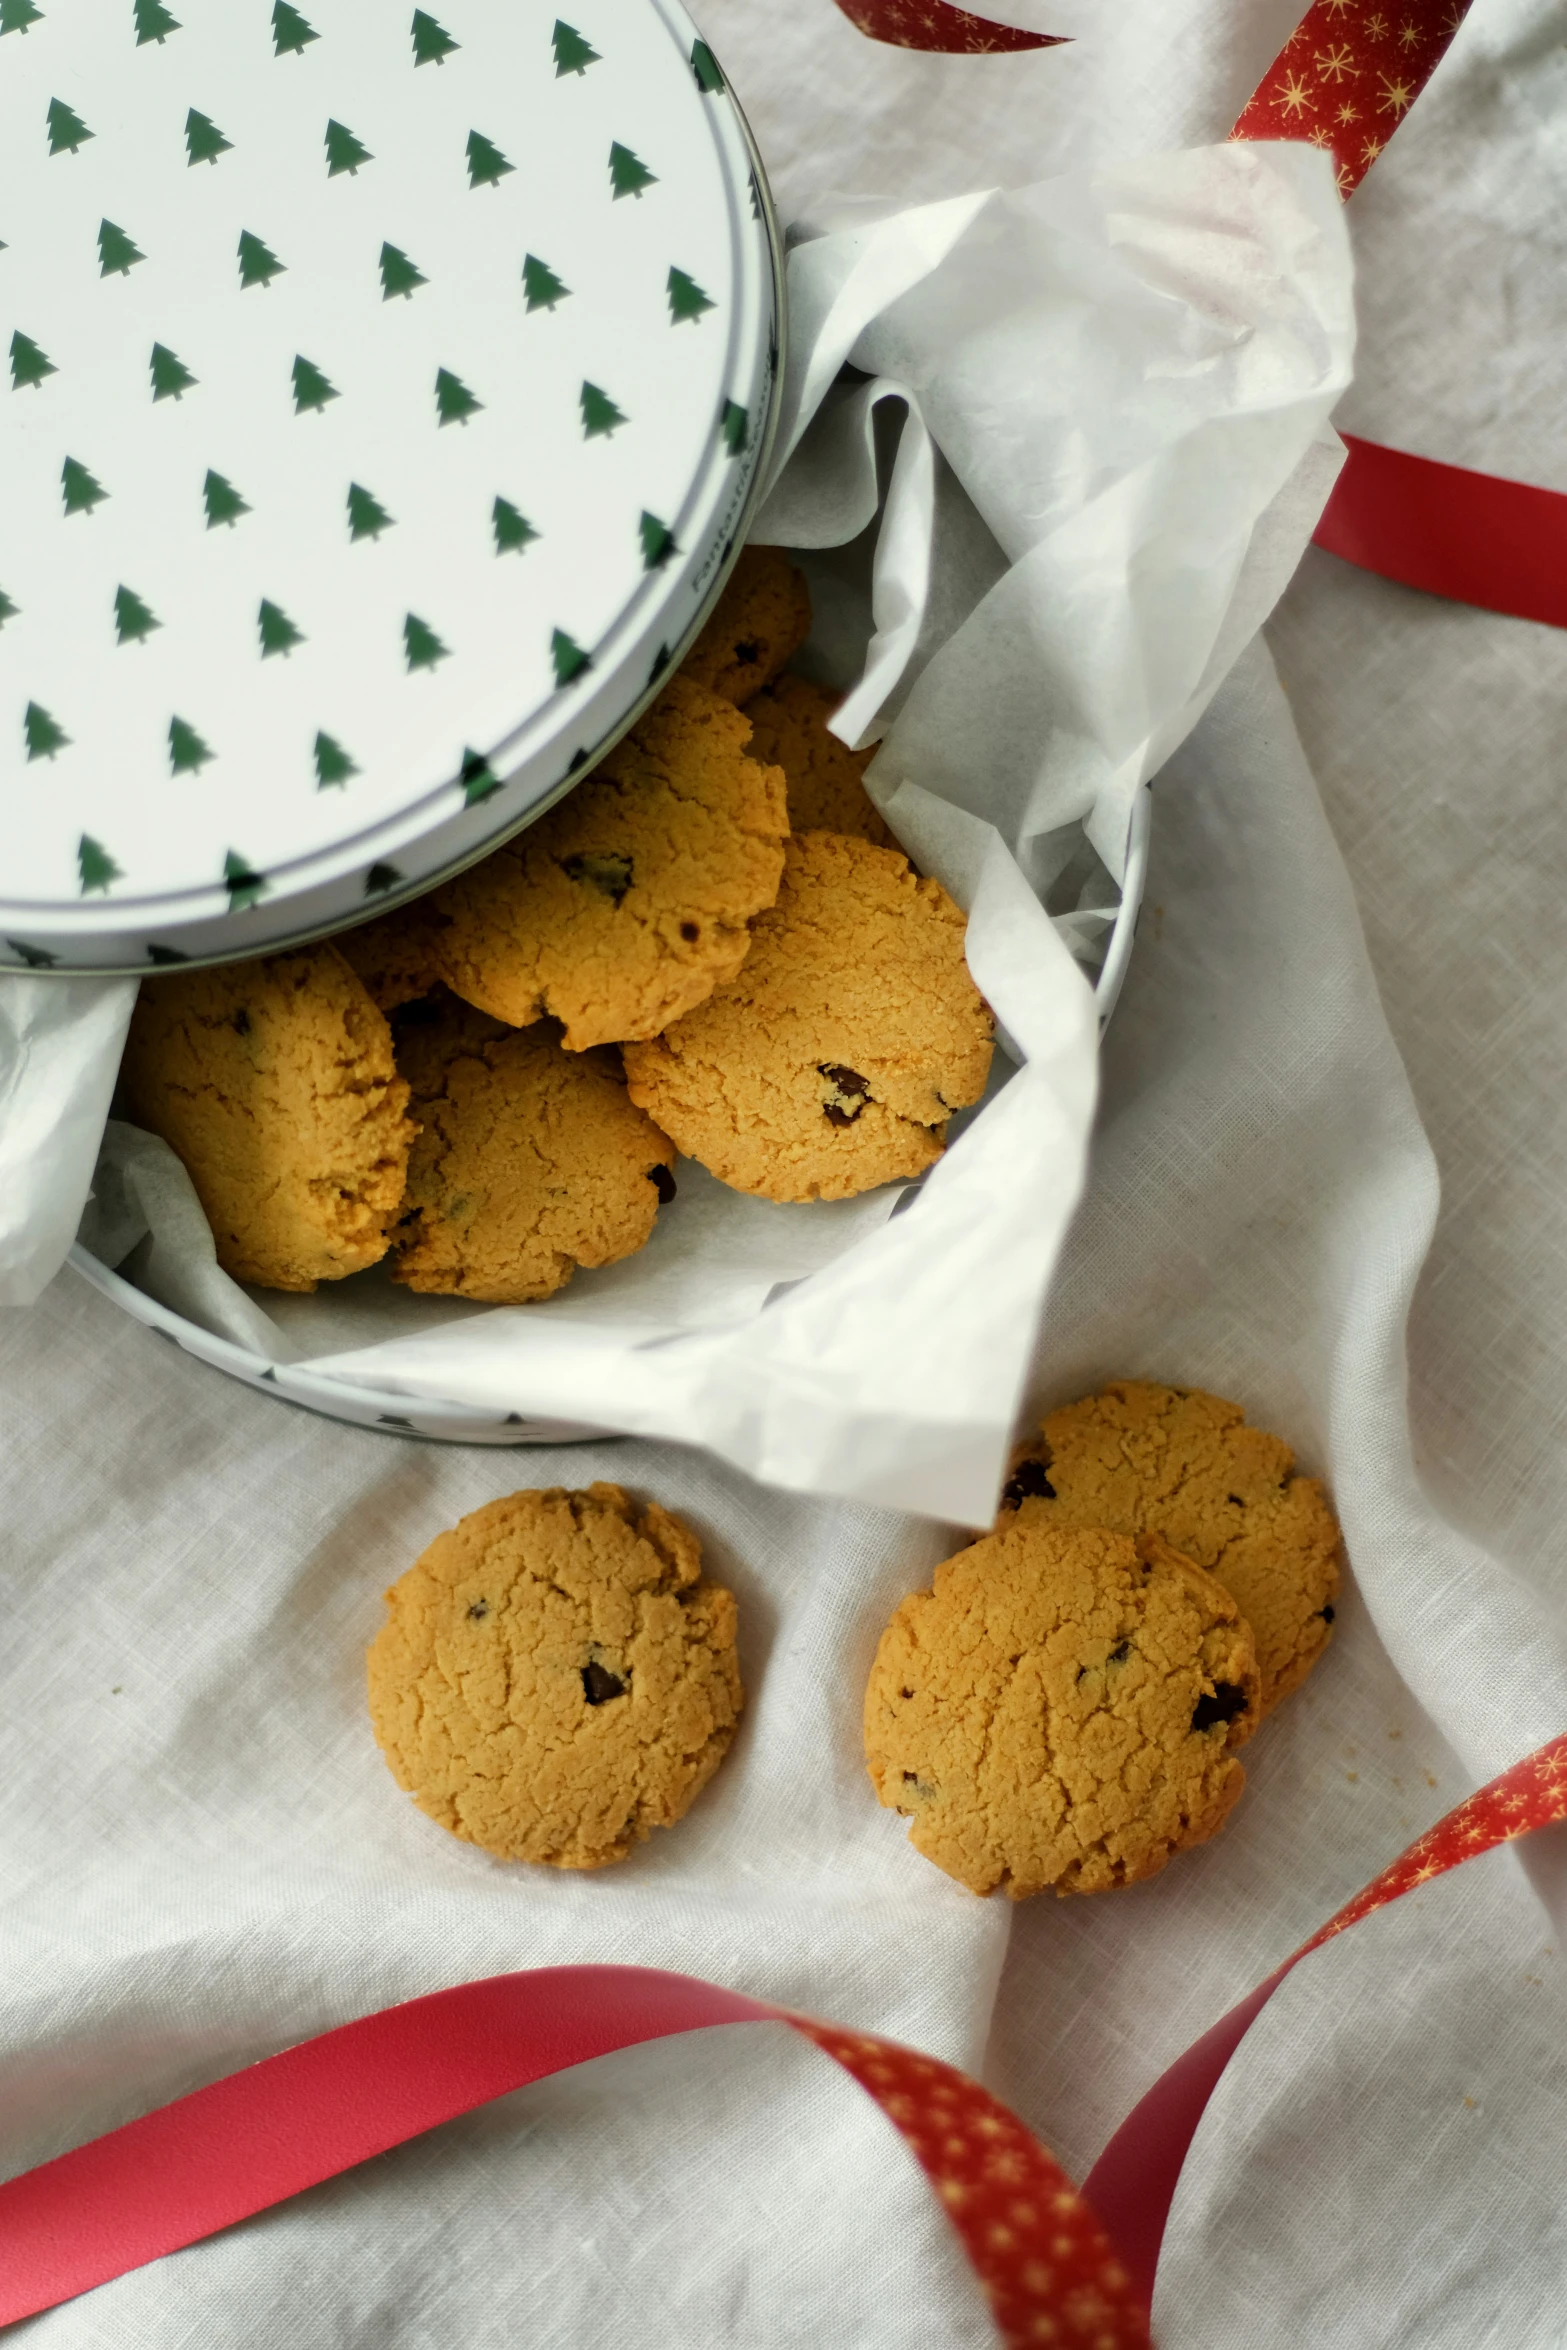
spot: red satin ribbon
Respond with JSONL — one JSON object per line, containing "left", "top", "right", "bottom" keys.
{"left": 3, "top": 1735, "right": 1564, "bottom": 2343}
{"left": 1310, "top": 433, "right": 1567, "bottom": 627}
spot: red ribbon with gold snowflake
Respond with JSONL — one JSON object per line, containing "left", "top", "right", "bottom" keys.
{"left": 1232, "top": 0, "right": 1475, "bottom": 194}
{"left": 830, "top": 0, "right": 1063, "bottom": 52}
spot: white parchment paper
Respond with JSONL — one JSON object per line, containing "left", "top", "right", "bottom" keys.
{"left": 13, "top": 140, "right": 1352, "bottom": 1523}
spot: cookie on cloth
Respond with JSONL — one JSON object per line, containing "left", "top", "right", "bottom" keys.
{"left": 678, "top": 544, "right": 812, "bottom": 705}
{"left": 334, "top": 900, "right": 445, "bottom": 1014}
{"left": 863, "top": 1521, "right": 1260, "bottom": 1900}
{"left": 118, "top": 945, "right": 414, "bottom": 1292}
{"left": 998, "top": 1381, "right": 1342, "bottom": 1713}
{"left": 740, "top": 673, "right": 896, "bottom": 850}
{"left": 622, "top": 830, "right": 993, "bottom": 1202}
{"left": 428, "top": 675, "right": 788, "bottom": 1050}
{"left": 389, "top": 995, "right": 675, "bottom": 1303}
{"left": 368, "top": 1483, "right": 743, "bottom": 1870}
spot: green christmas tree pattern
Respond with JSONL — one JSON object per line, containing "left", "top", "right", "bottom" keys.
{"left": 667, "top": 265, "right": 714, "bottom": 324}
{"left": 364, "top": 862, "right": 401, "bottom": 894}
{"left": 639, "top": 511, "right": 676, "bottom": 569}
{"left": 552, "top": 18, "right": 599, "bottom": 75}
{"left": 185, "top": 107, "right": 232, "bottom": 165}
{"left": 78, "top": 834, "right": 122, "bottom": 893}
{"left": 258, "top": 598, "right": 305, "bottom": 657}
{"left": 608, "top": 141, "right": 655, "bottom": 199}
{"left": 145, "top": 944, "right": 188, "bottom": 964}
{"left": 721, "top": 398, "right": 748, "bottom": 456}
{"left": 1, "top": 0, "right": 44, "bottom": 33}
{"left": 410, "top": 8, "right": 457, "bottom": 64}
{"left": 223, "top": 851, "right": 268, "bottom": 910}
{"left": 10, "top": 330, "right": 57, "bottom": 390}
{"left": 0, "top": 590, "right": 17, "bottom": 630}
{"left": 460, "top": 747, "right": 500, "bottom": 804}
{"left": 522, "top": 253, "right": 569, "bottom": 311}
{"left": 380, "top": 241, "right": 427, "bottom": 300}
{"left": 403, "top": 612, "right": 449, "bottom": 671}
{"left": 62, "top": 456, "right": 108, "bottom": 515}
{"left": 291, "top": 353, "right": 339, "bottom": 413}
{"left": 271, "top": 0, "right": 317, "bottom": 57}
{"left": 98, "top": 218, "right": 146, "bottom": 277}
{"left": 347, "top": 481, "right": 394, "bottom": 540}
{"left": 149, "top": 342, "right": 197, "bottom": 401}
{"left": 7, "top": 940, "right": 59, "bottom": 967}
{"left": 24, "top": 701, "right": 69, "bottom": 760}
{"left": 324, "top": 118, "right": 372, "bottom": 176}
{"left": 434, "top": 366, "right": 481, "bottom": 426}
{"left": 169, "top": 715, "right": 215, "bottom": 773}
{"left": 466, "top": 129, "right": 514, "bottom": 189}
{"left": 46, "top": 98, "right": 93, "bottom": 156}
{"left": 492, "top": 495, "right": 538, "bottom": 555}
{"left": 114, "top": 584, "right": 161, "bottom": 644}
{"left": 579, "top": 380, "right": 625, "bottom": 438}
{"left": 314, "top": 730, "right": 358, "bottom": 787}
{"left": 551, "top": 627, "right": 591, "bottom": 686}
{"left": 238, "top": 229, "right": 286, "bottom": 289}
{"left": 132, "top": 0, "right": 180, "bottom": 44}
{"left": 691, "top": 37, "right": 723, "bottom": 91}
{"left": 203, "top": 468, "right": 250, "bottom": 527}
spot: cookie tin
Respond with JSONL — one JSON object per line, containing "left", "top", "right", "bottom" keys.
{"left": 0, "top": 0, "right": 780, "bottom": 972}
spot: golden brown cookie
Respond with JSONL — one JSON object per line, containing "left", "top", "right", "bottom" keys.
{"left": 622, "top": 830, "right": 994, "bottom": 1202}
{"left": 368, "top": 1483, "right": 743, "bottom": 1869}
{"left": 334, "top": 900, "right": 445, "bottom": 1013}
{"left": 740, "top": 674, "right": 896, "bottom": 850}
{"left": 999, "top": 1382, "right": 1342, "bottom": 1714}
{"left": 118, "top": 945, "right": 414, "bottom": 1292}
{"left": 679, "top": 545, "right": 812, "bottom": 705}
{"left": 389, "top": 995, "right": 675, "bottom": 1303}
{"left": 864, "top": 1522, "right": 1259, "bottom": 1900}
{"left": 427, "top": 676, "right": 788, "bottom": 1050}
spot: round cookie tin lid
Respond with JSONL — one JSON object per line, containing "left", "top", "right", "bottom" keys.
{"left": 0, "top": 0, "right": 779, "bottom": 972}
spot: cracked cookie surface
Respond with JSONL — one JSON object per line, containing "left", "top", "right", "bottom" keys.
{"left": 864, "top": 1521, "right": 1259, "bottom": 1899}
{"left": 622, "top": 830, "right": 993, "bottom": 1202}
{"left": 390, "top": 995, "right": 674, "bottom": 1303}
{"left": 679, "top": 545, "right": 812, "bottom": 705}
{"left": 999, "top": 1381, "right": 1342, "bottom": 1713}
{"left": 118, "top": 944, "right": 414, "bottom": 1292}
{"left": 740, "top": 674, "right": 896, "bottom": 849}
{"left": 368, "top": 1483, "right": 743, "bottom": 1870}
{"left": 335, "top": 900, "right": 446, "bottom": 1014}
{"left": 427, "top": 676, "right": 788, "bottom": 1050}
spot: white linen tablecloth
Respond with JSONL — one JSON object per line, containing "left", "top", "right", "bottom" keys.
{"left": 5, "top": 1, "right": 1567, "bottom": 2341}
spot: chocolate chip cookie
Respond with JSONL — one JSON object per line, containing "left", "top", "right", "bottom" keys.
{"left": 864, "top": 1521, "right": 1260, "bottom": 1899}
{"left": 118, "top": 945, "right": 414, "bottom": 1292}
{"left": 740, "top": 674, "right": 896, "bottom": 849}
{"left": 622, "top": 830, "right": 993, "bottom": 1202}
{"left": 999, "top": 1382, "right": 1342, "bottom": 1713}
{"left": 428, "top": 676, "right": 788, "bottom": 1050}
{"left": 680, "top": 545, "right": 812, "bottom": 706}
{"left": 368, "top": 1483, "right": 743, "bottom": 1870}
{"left": 390, "top": 995, "right": 675, "bottom": 1303}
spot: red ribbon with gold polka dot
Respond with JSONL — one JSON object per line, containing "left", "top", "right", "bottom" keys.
{"left": 3, "top": 1735, "right": 1565, "bottom": 2345}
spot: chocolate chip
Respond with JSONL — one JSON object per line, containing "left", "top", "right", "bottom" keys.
{"left": 679, "top": 920, "right": 699, "bottom": 942}
{"left": 1319, "top": 1603, "right": 1336, "bottom": 1624}
{"left": 1191, "top": 1682, "right": 1249, "bottom": 1733}
{"left": 733, "top": 638, "right": 760, "bottom": 666}
{"left": 1001, "top": 1455, "right": 1056, "bottom": 1508}
{"left": 560, "top": 850, "right": 633, "bottom": 906}
{"left": 467, "top": 1601, "right": 489, "bottom": 1621}
{"left": 900, "top": 1688, "right": 914, "bottom": 1701}
{"left": 581, "top": 1661, "right": 626, "bottom": 1705}
{"left": 823, "top": 1103, "right": 857, "bottom": 1127}
{"left": 1227, "top": 1494, "right": 1245, "bottom": 1508}
{"left": 1107, "top": 1639, "right": 1131, "bottom": 1665}
{"left": 232, "top": 1007, "right": 251, "bottom": 1035}
{"left": 900, "top": 1770, "right": 934, "bottom": 1799}
{"left": 820, "top": 1062, "right": 870, "bottom": 1098}
{"left": 647, "top": 1164, "right": 677, "bottom": 1205}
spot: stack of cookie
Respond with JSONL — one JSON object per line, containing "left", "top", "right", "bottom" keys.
{"left": 118, "top": 550, "right": 996, "bottom": 1304}
{"left": 864, "top": 1381, "right": 1343, "bottom": 1899}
